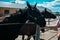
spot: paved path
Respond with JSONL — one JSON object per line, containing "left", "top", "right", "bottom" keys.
{"left": 15, "top": 19, "right": 58, "bottom": 40}
{"left": 40, "top": 30, "right": 57, "bottom": 40}
{"left": 15, "top": 30, "right": 57, "bottom": 40}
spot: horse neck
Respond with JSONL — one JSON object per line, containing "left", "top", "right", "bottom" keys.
{"left": 16, "top": 12, "right": 28, "bottom": 24}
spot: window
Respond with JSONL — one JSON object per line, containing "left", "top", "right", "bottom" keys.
{"left": 4, "top": 10, "right": 9, "bottom": 15}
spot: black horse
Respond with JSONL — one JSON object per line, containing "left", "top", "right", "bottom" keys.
{"left": 41, "top": 8, "right": 56, "bottom": 19}
{"left": 40, "top": 8, "right": 56, "bottom": 33}
{"left": 0, "top": 2, "right": 46, "bottom": 40}
{"left": 0, "top": 2, "right": 56, "bottom": 40}
{"left": 21, "top": 2, "right": 56, "bottom": 40}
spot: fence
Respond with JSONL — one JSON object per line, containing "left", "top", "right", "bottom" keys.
{"left": 42, "top": 19, "right": 58, "bottom": 40}
{"left": 0, "top": 23, "right": 40, "bottom": 40}
{"left": 0, "top": 19, "right": 58, "bottom": 40}
{"left": 46, "top": 19, "right": 57, "bottom": 25}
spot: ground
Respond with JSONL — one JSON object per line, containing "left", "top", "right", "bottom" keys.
{"left": 15, "top": 19, "right": 58, "bottom": 40}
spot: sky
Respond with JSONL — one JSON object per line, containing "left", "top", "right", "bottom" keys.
{"left": 0, "top": 0, "right": 60, "bottom": 12}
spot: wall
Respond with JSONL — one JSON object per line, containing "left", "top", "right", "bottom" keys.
{"left": 0, "top": 7, "right": 17, "bottom": 15}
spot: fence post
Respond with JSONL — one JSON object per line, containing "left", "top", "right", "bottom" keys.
{"left": 35, "top": 25, "right": 40, "bottom": 40}
{"left": 48, "top": 19, "right": 50, "bottom": 25}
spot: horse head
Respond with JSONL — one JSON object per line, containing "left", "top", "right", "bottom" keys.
{"left": 26, "top": 1, "right": 46, "bottom": 27}
{"left": 41, "top": 8, "right": 56, "bottom": 19}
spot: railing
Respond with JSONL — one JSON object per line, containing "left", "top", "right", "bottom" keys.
{"left": 0, "top": 19, "right": 58, "bottom": 40}
{"left": 42, "top": 19, "right": 58, "bottom": 40}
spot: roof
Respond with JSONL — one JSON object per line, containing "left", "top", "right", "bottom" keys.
{"left": 0, "top": 2, "right": 27, "bottom": 8}
{"left": 0, "top": 2, "right": 47, "bottom": 10}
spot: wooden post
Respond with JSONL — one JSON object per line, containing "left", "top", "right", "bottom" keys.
{"left": 35, "top": 25, "right": 40, "bottom": 40}
{"left": 48, "top": 19, "right": 50, "bottom": 25}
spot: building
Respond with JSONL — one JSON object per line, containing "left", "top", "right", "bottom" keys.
{"left": 0, "top": 1, "right": 49, "bottom": 17}
{"left": 0, "top": 2, "right": 27, "bottom": 17}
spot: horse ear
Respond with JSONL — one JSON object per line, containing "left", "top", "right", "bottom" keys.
{"left": 26, "top": 1, "right": 31, "bottom": 8}
{"left": 34, "top": 3, "right": 37, "bottom": 8}
{"left": 45, "top": 8, "right": 47, "bottom": 12}
{"left": 27, "top": 1, "right": 31, "bottom": 8}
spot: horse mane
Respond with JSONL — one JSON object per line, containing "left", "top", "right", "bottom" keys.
{"left": 40, "top": 8, "right": 56, "bottom": 18}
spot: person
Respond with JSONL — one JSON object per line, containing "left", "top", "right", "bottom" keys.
{"left": 58, "top": 32, "right": 60, "bottom": 40}
{"left": 57, "top": 16, "right": 60, "bottom": 40}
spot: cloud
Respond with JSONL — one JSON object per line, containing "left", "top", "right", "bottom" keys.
{"left": 53, "top": 4, "right": 60, "bottom": 7}
{"left": 37, "top": 0, "right": 60, "bottom": 7}
{"left": 15, "top": 0, "right": 60, "bottom": 7}
{"left": 15, "top": 0, "right": 60, "bottom": 12}
{"left": 48, "top": 7, "right": 60, "bottom": 12}
{"left": 37, "top": 0, "right": 56, "bottom": 7}
{"left": 15, "top": 0, "right": 26, "bottom": 4}
{"left": 37, "top": 0, "right": 60, "bottom": 12}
